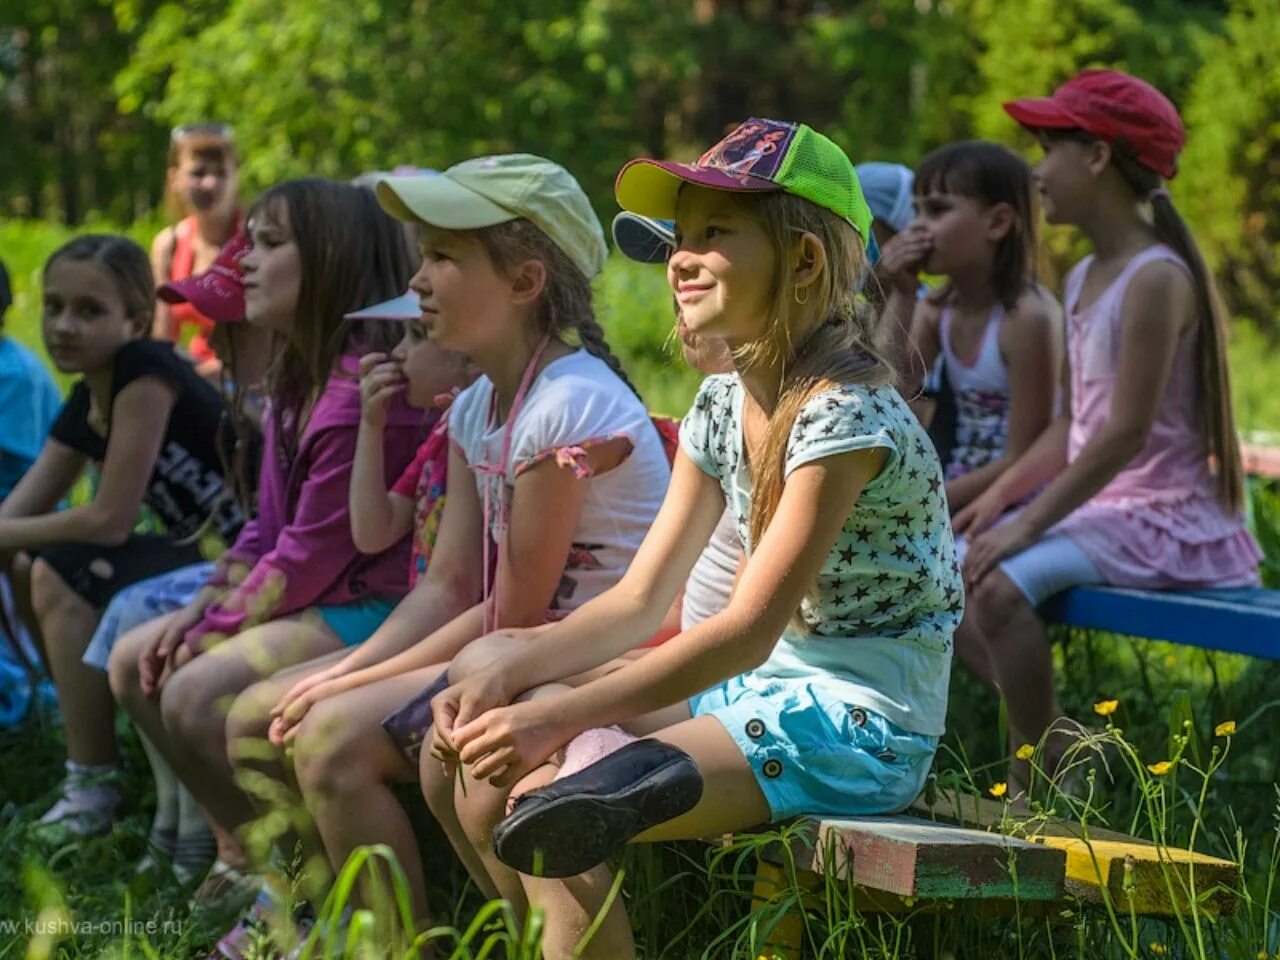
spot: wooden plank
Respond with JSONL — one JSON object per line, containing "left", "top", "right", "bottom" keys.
{"left": 1040, "top": 585, "right": 1280, "bottom": 659}
{"left": 802, "top": 816, "right": 1066, "bottom": 901}
{"left": 910, "top": 789, "right": 1240, "bottom": 916}
{"left": 1037, "top": 835, "right": 1239, "bottom": 916}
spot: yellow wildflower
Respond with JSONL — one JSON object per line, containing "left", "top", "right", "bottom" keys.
{"left": 1215, "top": 720, "right": 1237, "bottom": 737}
{"left": 1147, "top": 761, "right": 1173, "bottom": 776}
{"left": 989, "top": 782, "right": 1008, "bottom": 798}
{"left": 1093, "top": 699, "right": 1119, "bottom": 717}
{"left": 1150, "top": 944, "right": 1166, "bottom": 956}
{"left": 1016, "top": 743, "right": 1035, "bottom": 761}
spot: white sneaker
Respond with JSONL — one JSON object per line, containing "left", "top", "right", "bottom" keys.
{"left": 36, "top": 782, "right": 120, "bottom": 837}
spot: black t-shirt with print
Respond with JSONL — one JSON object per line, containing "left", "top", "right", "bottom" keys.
{"left": 49, "top": 339, "right": 249, "bottom": 542}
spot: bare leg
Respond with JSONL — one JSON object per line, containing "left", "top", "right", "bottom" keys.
{"left": 291, "top": 665, "right": 448, "bottom": 924}
{"left": 225, "top": 649, "right": 349, "bottom": 878}
{"left": 31, "top": 559, "right": 115, "bottom": 765}
{"left": 110, "top": 613, "right": 184, "bottom": 773}
{"left": 973, "top": 570, "right": 1064, "bottom": 783}
{"left": 507, "top": 712, "right": 770, "bottom": 960}
{"left": 158, "top": 616, "right": 347, "bottom": 834}
{"left": 7, "top": 552, "right": 47, "bottom": 671}
{"left": 952, "top": 610, "right": 999, "bottom": 693}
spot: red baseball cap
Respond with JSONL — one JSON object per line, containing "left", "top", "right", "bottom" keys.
{"left": 1003, "top": 69, "right": 1186, "bottom": 180}
{"left": 156, "top": 230, "right": 250, "bottom": 323}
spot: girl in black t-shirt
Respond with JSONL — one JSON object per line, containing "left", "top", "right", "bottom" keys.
{"left": 0, "top": 235, "right": 243, "bottom": 836}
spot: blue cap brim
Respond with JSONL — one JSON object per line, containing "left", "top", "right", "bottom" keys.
{"left": 344, "top": 290, "right": 419, "bottom": 321}
{"left": 611, "top": 213, "right": 674, "bottom": 265}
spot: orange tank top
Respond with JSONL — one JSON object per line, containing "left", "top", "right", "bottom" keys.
{"left": 166, "top": 211, "right": 242, "bottom": 363}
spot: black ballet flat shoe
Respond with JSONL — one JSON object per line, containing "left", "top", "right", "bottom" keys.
{"left": 491, "top": 739, "right": 703, "bottom": 878}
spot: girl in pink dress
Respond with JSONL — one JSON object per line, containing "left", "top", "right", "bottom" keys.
{"left": 956, "top": 69, "right": 1260, "bottom": 786}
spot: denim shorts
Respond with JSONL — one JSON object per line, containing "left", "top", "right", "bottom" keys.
{"left": 315, "top": 596, "right": 399, "bottom": 648}
{"left": 689, "top": 673, "right": 937, "bottom": 820}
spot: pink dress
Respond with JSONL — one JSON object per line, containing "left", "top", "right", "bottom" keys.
{"left": 1050, "top": 245, "right": 1260, "bottom": 589}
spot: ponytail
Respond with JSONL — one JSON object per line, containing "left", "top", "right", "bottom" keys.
{"left": 1109, "top": 152, "right": 1244, "bottom": 514}
{"left": 1149, "top": 191, "right": 1244, "bottom": 513}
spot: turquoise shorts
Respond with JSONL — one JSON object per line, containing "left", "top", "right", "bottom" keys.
{"left": 689, "top": 673, "right": 937, "bottom": 820}
{"left": 315, "top": 596, "right": 399, "bottom": 648}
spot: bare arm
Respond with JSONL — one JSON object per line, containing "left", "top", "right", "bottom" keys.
{"left": 946, "top": 289, "right": 1064, "bottom": 511}
{"left": 0, "top": 378, "right": 176, "bottom": 552}
{"left": 453, "top": 445, "right": 889, "bottom": 776}
{"left": 469, "top": 451, "right": 743, "bottom": 703}
{"left": 963, "top": 261, "right": 1195, "bottom": 582}
{"left": 349, "top": 353, "right": 416, "bottom": 553}
{"left": 150, "top": 228, "right": 176, "bottom": 341}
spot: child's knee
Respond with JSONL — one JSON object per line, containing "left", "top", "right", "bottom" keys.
{"left": 293, "top": 705, "right": 369, "bottom": 796}
{"left": 160, "top": 662, "right": 224, "bottom": 745}
{"left": 448, "top": 631, "right": 524, "bottom": 683}
{"left": 28, "top": 557, "right": 73, "bottom": 620}
{"left": 225, "top": 681, "right": 277, "bottom": 756}
{"left": 973, "top": 572, "right": 1031, "bottom": 629}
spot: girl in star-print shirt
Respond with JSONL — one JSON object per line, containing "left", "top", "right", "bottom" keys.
{"left": 428, "top": 118, "right": 962, "bottom": 958}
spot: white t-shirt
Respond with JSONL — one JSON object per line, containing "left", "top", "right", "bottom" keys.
{"left": 681, "top": 507, "right": 740, "bottom": 630}
{"left": 450, "top": 350, "right": 670, "bottom": 614}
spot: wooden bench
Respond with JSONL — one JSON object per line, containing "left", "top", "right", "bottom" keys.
{"left": 1035, "top": 444, "right": 1280, "bottom": 658}
{"left": 1040, "top": 585, "right": 1280, "bottom": 659}
{"left": 744, "top": 787, "right": 1238, "bottom": 959}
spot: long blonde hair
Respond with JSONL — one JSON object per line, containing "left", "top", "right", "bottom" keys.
{"left": 731, "top": 191, "right": 895, "bottom": 552}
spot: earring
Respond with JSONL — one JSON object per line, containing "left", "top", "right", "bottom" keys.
{"left": 793, "top": 285, "right": 810, "bottom": 306}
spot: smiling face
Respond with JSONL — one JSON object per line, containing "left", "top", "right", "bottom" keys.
{"left": 42, "top": 258, "right": 138, "bottom": 374}
{"left": 241, "top": 202, "right": 303, "bottom": 334}
{"left": 408, "top": 227, "right": 517, "bottom": 355}
{"left": 391, "top": 317, "right": 476, "bottom": 408}
{"left": 668, "top": 186, "right": 777, "bottom": 347}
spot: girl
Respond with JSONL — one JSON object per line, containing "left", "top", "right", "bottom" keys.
{"left": 426, "top": 118, "right": 963, "bottom": 960}
{"left": 955, "top": 70, "right": 1260, "bottom": 783}
{"left": 150, "top": 123, "right": 242, "bottom": 377}
{"left": 107, "top": 179, "right": 422, "bottom": 900}
{"left": 83, "top": 230, "right": 267, "bottom": 885}
{"left": 236, "top": 154, "right": 670, "bottom": 933}
{"left": 0, "top": 235, "right": 246, "bottom": 837}
{"left": 888, "top": 141, "right": 1062, "bottom": 514}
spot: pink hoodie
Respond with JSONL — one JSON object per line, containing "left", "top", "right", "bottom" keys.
{"left": 185, "top": 356, "right": 429, "bottom": 650}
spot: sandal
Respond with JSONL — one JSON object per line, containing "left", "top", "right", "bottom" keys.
{"left": 191, "top": 859, "right": 262, "bottom": 911}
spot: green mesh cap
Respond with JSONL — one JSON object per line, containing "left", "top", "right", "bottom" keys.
{"left": 377, "top": 154, "right": 608, "bottom": 279}
{"left": 615, "top": 118, "right": 872, "bottom": 245}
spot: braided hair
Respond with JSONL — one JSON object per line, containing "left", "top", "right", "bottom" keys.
{"left": 476, "top": 218, "right": 641, "bottom": 400}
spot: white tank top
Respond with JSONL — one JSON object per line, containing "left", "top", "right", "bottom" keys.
{"left": 940, "top": 304, "right": 1010, "bottom": 478}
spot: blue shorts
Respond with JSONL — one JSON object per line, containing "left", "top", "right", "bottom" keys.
{"left": 82, "top": 561, "right": 217, "bottom": 671}
{"left": 689, "top": 674, "right": 937, "bottom": 820}
{"left": 315, "top": 597, "right": 399, "bottom": 648}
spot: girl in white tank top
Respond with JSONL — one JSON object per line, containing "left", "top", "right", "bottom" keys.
{"left": 895, "top": 141, "right": 1063, "bottom": 515}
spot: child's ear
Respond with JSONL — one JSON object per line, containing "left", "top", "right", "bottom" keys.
{"left": 1086, "top": 139, "right": 1113, "bottom": 177}
{"left": 986, "top": 202, "right": 1015, "bottom": 242}
{"left": 793, "top": 232, "right": 827, "bottom": 295}
{"left": 509, "top": 258, "right": 547, "bottom": 305}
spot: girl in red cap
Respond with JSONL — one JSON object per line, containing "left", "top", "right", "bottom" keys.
{"left": 958, "top": 70, "right": 1260, "bottom": 787}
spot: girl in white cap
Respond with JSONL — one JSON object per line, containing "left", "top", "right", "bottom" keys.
{"left": 254, "top": 154, "right": 670, "bottom": 935}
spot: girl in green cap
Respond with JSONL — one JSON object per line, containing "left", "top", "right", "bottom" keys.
{"left": 429, "top": 119, "right": 962, "bottom": 959}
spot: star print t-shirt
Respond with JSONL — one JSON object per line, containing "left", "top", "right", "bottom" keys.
{"left": 679, "top": 374, "right": 963, "bottom": 737}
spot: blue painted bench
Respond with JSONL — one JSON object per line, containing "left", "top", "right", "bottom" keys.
{"left": 1040, "top": 585, "right": 1280, "bottom": 659}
